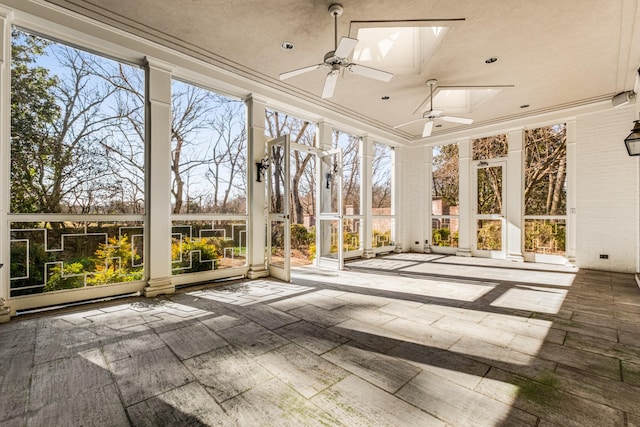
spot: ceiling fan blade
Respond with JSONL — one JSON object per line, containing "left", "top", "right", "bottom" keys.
{"left": 393, "top": 117, "right": 427, "bottom": 129}
{"left": 348, "top": 64, "right": 393, "bottom": 82}
{"left": 335, "top": 37, "right": 359, "bottom": 58}
{"left": 279, "top": 64, "right": 324, "bottom": 80}
{"left": 422, "top": 120, "right": 434, "bottom": 137}
{"left": 322, "top": 71, "right": 339, "bottom": 99}
{"left": 440, "top": 115, "right": 474, "bottom": 124}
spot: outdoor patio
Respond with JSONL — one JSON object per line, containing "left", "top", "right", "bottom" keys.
{"left": 1, "top": 253, "right": 639, "bottom": 426}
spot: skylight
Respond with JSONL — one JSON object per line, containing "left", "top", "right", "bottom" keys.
{"left": 353, "top": 26, "right": 450, "bottom": 75}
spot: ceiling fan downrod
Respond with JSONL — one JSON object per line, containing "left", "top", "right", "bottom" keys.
{"left": 328, "top": 3, "right": 344, "bottom": 52}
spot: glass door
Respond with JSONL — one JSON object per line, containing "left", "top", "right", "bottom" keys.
{"left": 473, "top": 161, "right": 506, "bottom": 258}
{"left": 267, "top": 135, "right": 291, "bottom": 281}
{"left": 317, "top": 148, "right": 343, "bottom": 269}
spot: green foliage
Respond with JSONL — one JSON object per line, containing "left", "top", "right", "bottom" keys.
{"left": 524, "top": 220, "right": 566, "bottom": 255}
{"left": 373, "top": 230, "right": 391, "bottom": 247}
{"left": 172, "top": 237, "right": 224, "bottom": 274}
{"left": 291, "top": 224, "right": 312, "bottom": 249}
{"left": 432, "top": 228, "right": 458, "bottom": 247}
{"left": 477, "top": 221, "right": 501, "bottom": 250}
{"left": 44, "top": 262, "right": 86, "bottom": 292}
{"left": 44, "top": 235, "right": 143, "bottom": 292}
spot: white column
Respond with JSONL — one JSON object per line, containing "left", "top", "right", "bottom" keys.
{"left": 392, "top": 146, "right": 402, "bottom": 253}
{"left": 143, "top": 58, "right": 175, "bottom": 297}
{"left": 566, "top": 120, "right": 577, "bottom": 262}
{"left": 424, "top": 145, "right": 433, "bottom": 253}
{"left": 361, "top": 136, "right": 375, "bottom": 258}
{"left": 246, "top": 95, "right": 269, "bottom": 278}
{"left": 506, "top": 130, "right": 524, "bottom": 261}
{"left": 0, "top": 8, "right": 12, "bottom": 321}
{"left": 456, "top": 138, "right": 472, "bottom": 256}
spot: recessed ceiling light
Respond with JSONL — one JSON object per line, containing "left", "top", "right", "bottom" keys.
{"left": 485, "top": 57, "right": 498, "bottom": 64}
{"left": 281, "top": 41, "right": 295, "bottom": 51}
{"left": 520, "top": 104, "right": 530, "bottom": 108}
{"left": 381, "top": 96, "right": 390, "bottom": 100}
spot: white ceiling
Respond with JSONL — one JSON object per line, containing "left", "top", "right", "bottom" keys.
{"left": 42, "top": 0, "right": 640, "bottom": 143}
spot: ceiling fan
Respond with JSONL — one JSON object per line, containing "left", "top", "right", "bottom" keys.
{"left": 395, "top": 79, "right": 515, "bottom": 137}
{"left": 279, "top": 3, "right": 393, "bottom": 99}
{"left": 394, "top": 79, "right": 475, "bottom": 137}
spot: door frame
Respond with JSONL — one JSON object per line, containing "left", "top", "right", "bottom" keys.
{"left": 267, "top": 135, "right": 291, "bottom": 281}
{"left": 472, "top": 160, "right": 507, "bottom": 258}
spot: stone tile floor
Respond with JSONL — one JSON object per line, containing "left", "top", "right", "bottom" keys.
{"left": 1, "top": 253, "right": 640, "bottom": 426}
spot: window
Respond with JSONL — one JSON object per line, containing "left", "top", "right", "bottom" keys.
{"left": 524, "top": 124, "right": 567, "bottom": 256}
{"left": 9, "top": 28, "right": 146, "bottom": 295}
{"left": 472, "top": 134, "right": 508, "bottom": 160}
{"left": 372, "top": 143, "right": 394, "bottom": 248}
{"left": 170, "top": 80, "right": 247, "bottom": 274}
{"left": 432, "top": 144, "right": 459, "bottom": 248}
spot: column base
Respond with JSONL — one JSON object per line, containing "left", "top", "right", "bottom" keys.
{"left": 144, "top": 277, "right": 175, "bottom": 298}
{"left": 0, "top": 299, "right": 11, "bottom": 323}
{"left": 393, "top": 243, "right": 403, "bottom": 253}
{"left": 362, "top": 249, "right": 376, "bottom": 259}
{"left": 247, "top": 264, "right": 269, "bottom": 279}
{"left": 506, "top": 254, "right": 524, "bottom": 262}
{"left": 423, "top": 245, "right": 432, "bottom": 254}
{"left": 456, "top": 248, "right": 472, "bottom": 257}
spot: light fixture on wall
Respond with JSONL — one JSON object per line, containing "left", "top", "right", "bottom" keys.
{"left": 624, "top": 120, "right": 640, "bottom": 156}
{"left": 612, "top": 90, "right": 636, "bottom": 108}
{"left": 255, "top": 157, "right": 269, "bottom": 182}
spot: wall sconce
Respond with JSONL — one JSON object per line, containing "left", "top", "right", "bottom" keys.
{"left": 624, "top": 120, "right": 640, "bottom": 156}
{"left": 255, "top": 158, "right": 269, "bottom": 182}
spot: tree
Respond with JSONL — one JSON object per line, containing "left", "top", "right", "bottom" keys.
{"left": 432, "top": 144, "right": 459, "bottom": 208}
{"left": 11, "top": 29, "right": 145, "bottom": 214}
{"left": 524, "top": 125, "right": 566, "bottom": 215}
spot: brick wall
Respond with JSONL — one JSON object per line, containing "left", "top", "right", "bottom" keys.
{"left": 575, "top": 106, "right": 639, "bottom": 272}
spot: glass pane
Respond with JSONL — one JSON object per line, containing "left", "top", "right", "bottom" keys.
{"left": 477, "top": 219, "right": 502, "bottom": 251}
{"left": 10, "top": 221, "right": 144, "bottom": 297}
{"left": 11, "top": 28, "right": 145, "bottom": 214}
{"left": 372, "top": 218, "right": 394, "bottom": 247}
{"left": 432, "top": 217, "right": 459, "bottom": 248}
{"left": 524, "top": 124, "right": 567, "bottom": 215}
{"left": 525, "top": 219, "right": 566, "bottom": 256}
{"left": 269, "top": 144, "right": 286, "bottom": 214}
{"left": 171, "top": 80, "right": 247, "bottom": 214}
{"left": 472, "top": 134, "right": 508, "bottom": 160}
{"left": 318, "top": 219, "right": 340, "bottom": 259}
{"left": 269, "top": 221, "right": 285, "bottom": 268}
{"left": 265, "top": 109, "right": 316, "bottom": 225}
{"left": 334, "top": 130, "right": 361, "bottom": 215}
{"left": 373, "top": 143, "right": 393, "bottom": 211}
{"left": 432, "top": 144, "right": 459, "bottom": 214}
{"left": 477, "top": 166, "right": 503, "bottom": 215}
{"left": 321, "top": 154, "right": 340, "bottom": 214}
{"left": 171, "top": 220, "right": 247, "bottom": 275}
{"left": 343, "top": 218, "right": 361, "bottom": 251}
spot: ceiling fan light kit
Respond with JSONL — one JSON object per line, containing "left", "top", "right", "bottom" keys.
{"left": 279, "top": 3, "right": 393, "bottom": 99}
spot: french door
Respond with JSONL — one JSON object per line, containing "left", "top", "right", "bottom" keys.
{"left": 267, "top": 135, "right": 291, "bottom": 281}
{"left": 473, "top": 161, "right": 506, "bottom": 258}
{"left": 317, "top": 148, "right": 344, "bottom": 269}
